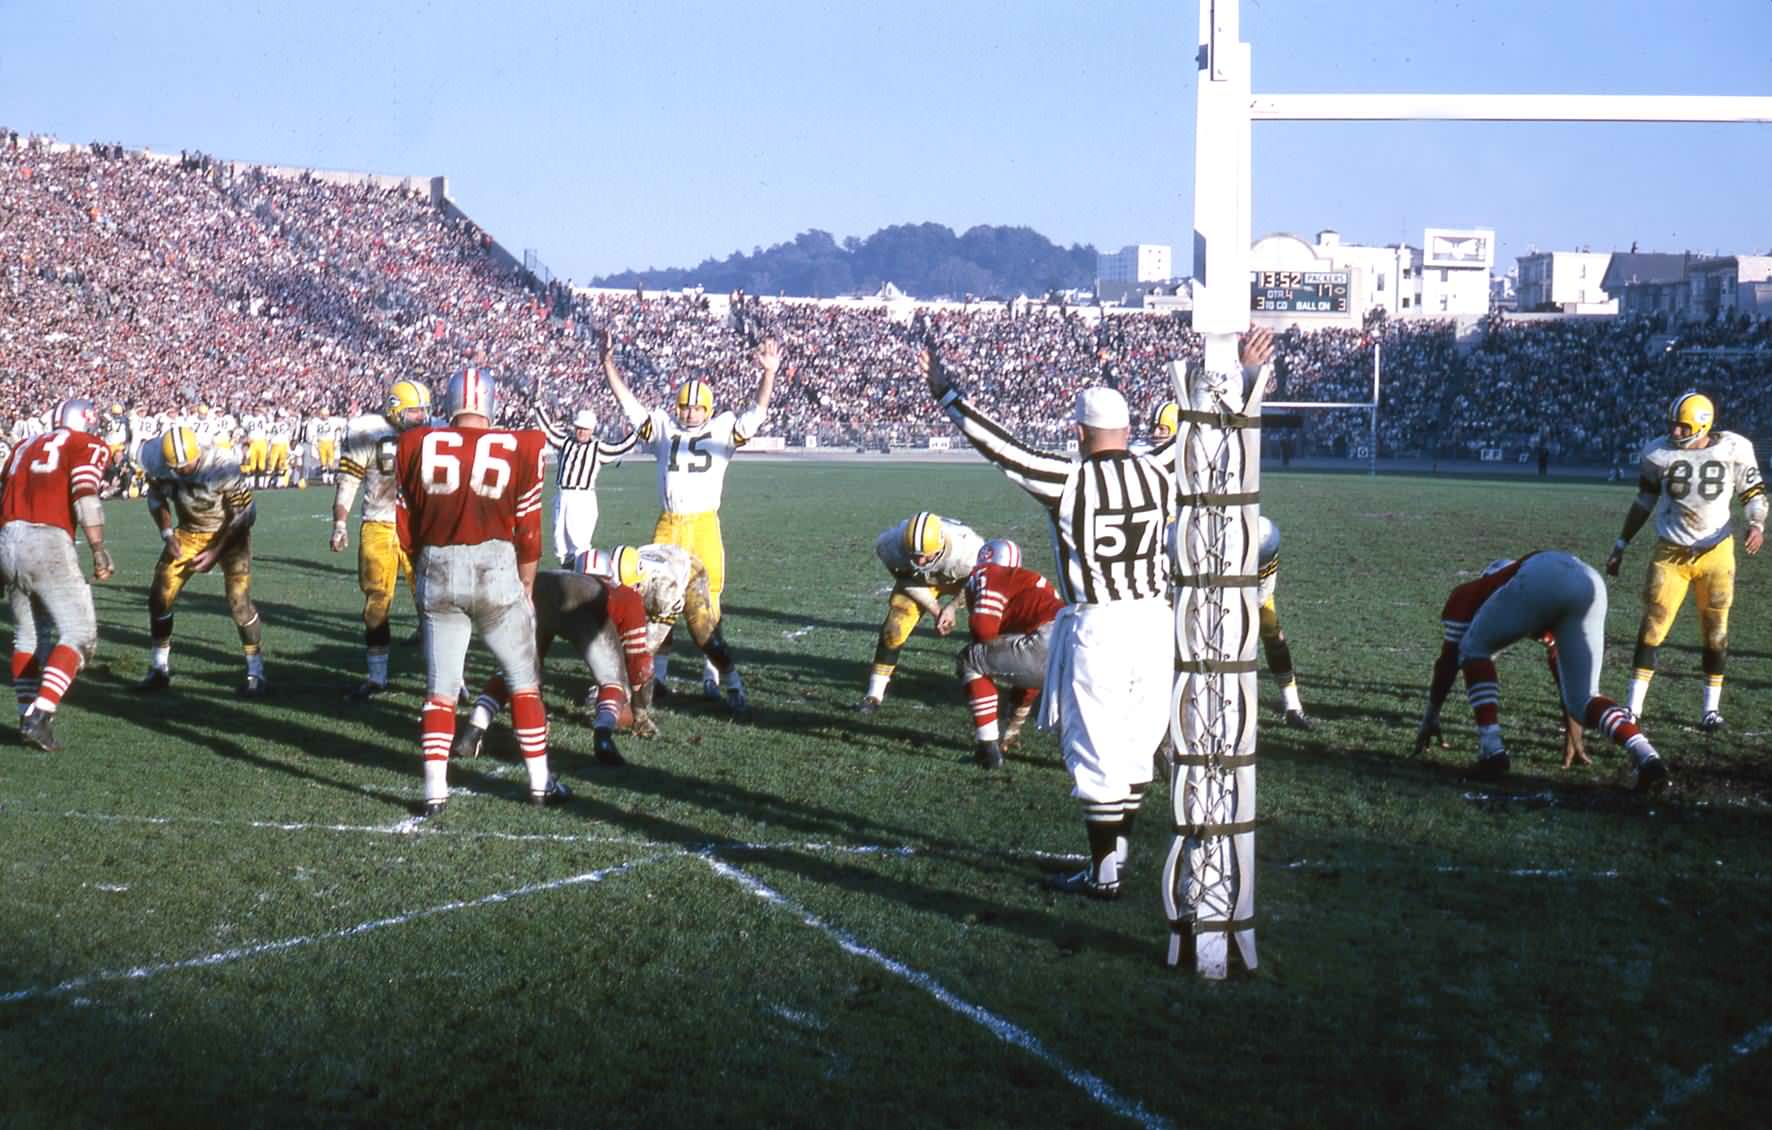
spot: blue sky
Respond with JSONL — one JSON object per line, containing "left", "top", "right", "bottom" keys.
{"left": 4, "top": 1, "right": 1767, "bottom": 283}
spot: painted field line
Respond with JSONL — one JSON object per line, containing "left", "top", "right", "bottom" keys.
{"left": 1626, "top": 1018, "right": 1772, "bottom": 1130}
{"left": 0, "top": 857, "right": 658, "bottom": 1006}
{"left": 15, "top": 808, "right": 1088, "bottom": 865}
{"left": 702, "top": 853, "right": 1173, "bottom": 1130}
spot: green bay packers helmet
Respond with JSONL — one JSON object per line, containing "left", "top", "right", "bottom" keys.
{"left": 676, "top": 379, "right": 714, "bottom": 416}
{"left": 1151, "top": 400, "right": 1180, "bottom": 438}
{"left": 385, "top": 379, "right": 433, "bottom": 428}
{"left": 904, "top": 512, "right": 945, "bottom": 559}
{"left": 1668, "top": 390, "right": 1715, "bottom": 449}
{"left": 162, "top": 426, "right": 202, "bottom": 473}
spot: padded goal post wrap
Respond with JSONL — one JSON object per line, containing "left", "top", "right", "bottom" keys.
{"left": 1160, "top": 349, "right": 1261, "bottom": 979}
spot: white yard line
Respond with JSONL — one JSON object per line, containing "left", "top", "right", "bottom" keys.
{"left": 1625, "top": 1018, "right": 1772, "bottom": 1130}
{"left": 700, "top": 852, "right": 1174, "bottom": 1130}
{"left": 0, "top": 858, "right": 657, "bottom": 1005}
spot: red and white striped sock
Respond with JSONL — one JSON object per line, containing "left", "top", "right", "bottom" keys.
{"left": 11, "top": 650, "right": 40, "bottom": 716}
{"left": 593, "top": 684, "right": 628, "bottom": 732}
{"left": 30, "top": 644, "right": 83, "bottom": 715}
{"left": 510, "top": 689, "right": 551, "bottom": 791}
{"left": 966, "top": 676, "right": 999, "bottom": 741}
{"left": 420, "top": 698, "right": 454, "bottom": 802}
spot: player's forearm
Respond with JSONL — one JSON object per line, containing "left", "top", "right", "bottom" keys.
{"left": 518, "top": 558, "right": 538, "bottom": 595}
{"left": 752, "top": 366, "right": 775, "bottom": 420}
{"left": 1616, "top": 503, "right": 1651, "bottom": 546}
{"left": 1425, "top": 642, "right": 1460, "bottom": 716}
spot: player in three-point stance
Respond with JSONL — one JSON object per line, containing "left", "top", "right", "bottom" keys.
{"left": 0, "top": 399, "right": 115, "bottom": 751}
{"left": 1606, "top": 391, "right": 1765, "bottom": 732}
{"left": 579, "top": 542, "right": 751, "bottom": 718}
{"left": 1254, "top": 516, "right": 1313, "bottom": 730}
{"left": 1415, "top": 552, "right": 1668, "bottom": 791}
{"left": 454, "top": 568, "right": 649, "bottom": 765}
{"left": 330, "top": 379, "right": 433, "bottom": 700}
{"left": 956, "top": 538, "right": 1061, "bottom": 769}
{"left": 600, "top": 328, "right": 778, "bottom": 699}
{"left": 859, "top": 511, "right": 985, "bottom": 714}
{"left": 394, "top": 367, "right": 567, "bottom": 816}
{"left": 135, "top": 425, "right": 268, "bottom": 697}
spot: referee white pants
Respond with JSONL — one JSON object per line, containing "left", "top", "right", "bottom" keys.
{"left": 1458, "top": 551, "right": 1607, "bottom": 720}
{"left": 553, "top": 488, "right": 600, "bottom": 566}
{"left": 1040, "top": 599, "right": 1171, "bottom": 804}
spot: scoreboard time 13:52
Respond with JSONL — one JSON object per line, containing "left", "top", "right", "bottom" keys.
{"left": 1250, "top": 270, "right": 1351, "bottom": 313}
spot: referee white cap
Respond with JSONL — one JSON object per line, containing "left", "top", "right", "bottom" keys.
{"left": 572, "top": 408, "right": 597, "bottom": 431}
{"left": 1074, "top": 387, "right": 1130, "bottom": 430}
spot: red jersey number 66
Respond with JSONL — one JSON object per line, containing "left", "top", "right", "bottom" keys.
{"left": 420, "top": 432, "right": 516, "bottom": 500}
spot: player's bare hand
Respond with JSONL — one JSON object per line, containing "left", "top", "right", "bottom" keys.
{"left": 755, "top": 338, "right": 783, "bottom": 375}
{"left": 934, "top": 603, "right": 958, "bottom": 637}
{"left": 1746, "top": 526, "right": 1765, "bottom": 556}
{"left": 1412, "top": 716, "right": 1449, "bottom": 757}
{"left": 190, "top": 548, "right": 219, "bottom": 574}
{"left": 596, "top": 328, "right": 614, "bottom": 365}
{"left": 919, "top": 346, "right": 952, "bottom": 400}
{"left": 1239, "top": 326, "right": 1276, "bottom": 369}
{"left": 1561, "top": 722, "right": 1591, "bottom": 769}
{"left": 1604, "top": 548, "right": 1624, "bottom": 577}
{"left": 329, "top": 524, "right": 348, "bottom": 553}
{"left": 630, "top": 711, "right": 659, "bottom": 739}
{"left": 91, "top": 546, "right": 115, "bottom": 582}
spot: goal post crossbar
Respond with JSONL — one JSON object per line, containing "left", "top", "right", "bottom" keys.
{"left": 1251, "top": 93, "right": 1772, "bottom": 123}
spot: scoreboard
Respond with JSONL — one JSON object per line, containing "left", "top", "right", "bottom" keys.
{"left": 1250, "top": 270, "right": 1351, "bottom": 314}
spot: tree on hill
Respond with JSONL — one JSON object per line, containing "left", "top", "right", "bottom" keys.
{"left": 592, "top": 223, "right": 1099, "bottom": 299}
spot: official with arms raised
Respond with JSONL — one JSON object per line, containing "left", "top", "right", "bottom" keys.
{"left": 923, "top": 331, "right": 1272, "bottom": 899}
{"left": 532, "top": 402, "right": 636, "bottom": 567}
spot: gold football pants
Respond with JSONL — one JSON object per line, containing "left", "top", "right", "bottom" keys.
{"left": 654, "top": 510, "right": 725, "bottom": 617}
{"left": 1639, "top": 538, "right": 1733, "bottom": 650}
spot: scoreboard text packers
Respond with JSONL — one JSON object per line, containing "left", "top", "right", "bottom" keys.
{"left": 1250, "top": 270, "right": 1351, "bottom": 314}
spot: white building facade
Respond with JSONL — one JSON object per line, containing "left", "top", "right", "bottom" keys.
{"left": 1096, "top": 244, "right": 1173, "bottom": 284}
{"left": 1515, "top": 251, "right": 1616, "bottom": 313}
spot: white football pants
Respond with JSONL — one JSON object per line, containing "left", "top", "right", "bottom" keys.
{"left": 1458, "top": 550, "right": 1607, "bottom": 719}
{"left": 1041, "top": 599, "right": 1171, "bottom": 804}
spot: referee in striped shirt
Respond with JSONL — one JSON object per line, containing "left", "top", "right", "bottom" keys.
{"left": 532, "top": 404, "right": 637, "bottom": 567}
{"left": 921, "top": 329, "right": 1273, "bottom": 899}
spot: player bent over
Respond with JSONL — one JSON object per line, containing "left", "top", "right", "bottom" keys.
{"left": 1255, "top": 517, "right": 1313, "bottom": 729}
{"left": 455, "top": 570, "right": 651, "bottom": 765}
{"left": 394, "top": 368, "right": 567, "bottom": 816}
{"left": 0, "top": 399, "right": 115, "bottom": 750}
{"left": 1606, "top": 391, "right": 1765, "bottom": 731}
{"left": 135, "top": 426, "right": 268, "bottom": 696}
{"left": 1415, "top": 551, "right": 1668, "bottom": 792}
{"left": 331, "top": 379, "right": 432, "bottom": 699}
{"left": 860, "top": 511, "right": 985, "bottom": 713}
{"left": 580, "top": 542, "right": 750, "bottom": 718}
{"left": 957, "top": 538, "right": 1060, "bottom": 769}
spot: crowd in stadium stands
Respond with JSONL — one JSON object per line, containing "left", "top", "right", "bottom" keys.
{"left": 4, "top": 135, "right": 1769, "bottom": 472}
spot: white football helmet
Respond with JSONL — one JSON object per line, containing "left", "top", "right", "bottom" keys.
{"left": 976, "top": 538, "right": 1022, "bottom": 569}
{"left": 445, "top": 368, "right": 496, "bottom": 422}
{"left": 55, "top": 398, "right": 98, "bottom": 434}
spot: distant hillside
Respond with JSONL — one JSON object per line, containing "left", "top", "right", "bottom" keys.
{"left": 591, "top": 223, "right": 1099, "bottom": 299}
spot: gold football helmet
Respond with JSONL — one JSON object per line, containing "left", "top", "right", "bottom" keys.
{"left": 1151, "top": 400, "right": 1180, "bottom": 440}
{"left": 675, "top": 379, "right": 714, "bottom": 422}
{"left": 384, "top": 380, "right": 433, "bottom": 429}
{"left": 1668, "top": 391, "right": 1714, "bottom": 449}
{"left": 904, "top": 512, "right": 945, "bottom": 560}
{"left": 162, "top": 426, "right": 202, "bottom": 473}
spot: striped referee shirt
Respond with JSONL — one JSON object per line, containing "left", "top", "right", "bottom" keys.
{"left": 533, "top": 406, "right": 638, "bottom": 492}
{"left": 938, "top": 389, "right": 1176, "bottom": 605}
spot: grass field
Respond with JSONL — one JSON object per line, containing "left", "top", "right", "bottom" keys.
{"left": 3, "top": 459, "right": 1770, "bottom": 1129}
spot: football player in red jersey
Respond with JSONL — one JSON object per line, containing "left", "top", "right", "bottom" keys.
{"left": 452, "top": 568, "right": 652, "bottom": 764}
{"left": 957, "top": 538, "right": 1064, "bottom": 769}
{"left": 1414, "top": 551, "right": 1667, "bottom": 791}
{"left": 394, "top": 367, "right": 566, "bottom": 816}
{"left": 0, "top": 398, "right": 115, "bottom": 751}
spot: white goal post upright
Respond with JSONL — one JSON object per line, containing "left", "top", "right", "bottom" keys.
{"left": 1164, "top": 0, "right": 1772, "bottom": 977}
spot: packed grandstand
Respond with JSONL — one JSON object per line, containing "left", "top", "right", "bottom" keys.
{"left": 5, "top": 135, "right": 1770, "bottom": 477}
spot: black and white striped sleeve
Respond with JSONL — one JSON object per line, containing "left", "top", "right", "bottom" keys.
{"left": 937, "top": 389, "right": 1069, "bottom": 510}
{"left": 531, "top": 405, "right": 567, "bottom": 448}
{"left": 598, "top": 429, "right": 639, "bottom": 460}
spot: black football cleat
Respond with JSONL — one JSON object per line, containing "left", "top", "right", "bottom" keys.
{"left": 237, "top": 674, "right": 271, "bottom": 700}
{"left": 701, "top": 677, "right": 723, "bottom": 703}
{"left": 1283, "top": 709, "right": 1315, "bottom": 731}
{"left": 419, "top": 797, "right": 448, "bottom": 818}
{"left": 1699, "top": 711, "right": 1727, "bottom": 734}
{"left": 529, "top": 775, "right": 572, "bottom": 806}
{"left": 346, "top": 680, "right": 389, "bottom": 704}
{"left": 592, "top": 728, "right": 626, "bottom": 767}
{"left": 1469, "top": 750, "right": 1511, "bottom": 781}
{"left": 856, "top": 696, "right": 882, "bottom": 716}
{"left": 726, "top": 686, "right": 752, "bottom": 722}
{"left": 19, "top": 709, "right": 61, "bottom": 753}
{"left": 1635, "top": 757, "right": 1670, "bottom": 794}
{"left": 132, "top": 668, "right": 172, "bottom": 693}
{"left": 973, "top": 738, "right": 1003, "bottom": 770}
{"left": 451, "top": 722, "right": 485, "bottom": 760}
{"left": 1043, "top": 869, "right": 1121, "bottom": 901}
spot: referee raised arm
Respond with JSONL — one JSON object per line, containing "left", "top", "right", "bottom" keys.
{"left": 922, "top": 329, "right": 1272, "bottom": 900}
{"left": 533, "top": 403, "right": 637, "bottom": 567}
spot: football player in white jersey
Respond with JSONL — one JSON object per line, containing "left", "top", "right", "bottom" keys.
{"left": 600, "top": 328, "right": 778, "bottom": 697}
{"left": 859, "top": 511, "right": 986, "bottom": 713}
{"left": 331, "top": 380, "right": 431, "bottom": 700}
{"left": 1607, "top": 391, "right": 1767, "bottom": 731}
